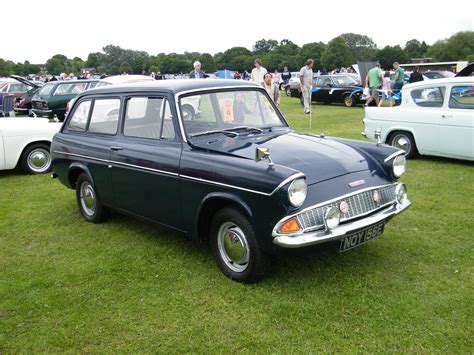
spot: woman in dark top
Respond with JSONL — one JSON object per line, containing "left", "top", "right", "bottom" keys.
{"left": 409, "top": 67, "right": 424, "bottom": 83}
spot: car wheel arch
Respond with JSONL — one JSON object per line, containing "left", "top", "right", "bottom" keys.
{"left": 17, "top": 140, "right": 51, "bottom": 168}
{"left": 386, "top": 129, "right": 418, "bottom": 158}
{"left": 195, "top": 193, "right": 253, "bottom": 242}
{"left": 68, "top": 163, "right": 94, "bottom": 189}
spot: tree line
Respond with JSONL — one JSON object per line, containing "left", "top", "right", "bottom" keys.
{"left": 0, "top": 32, "right": 472, "bottom": 76}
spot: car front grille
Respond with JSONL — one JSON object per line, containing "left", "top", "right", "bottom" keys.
{"left": 296, "top": 184, "right": 397, "bottom": 231}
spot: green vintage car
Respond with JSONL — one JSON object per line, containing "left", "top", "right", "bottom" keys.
{"left": 31, "top": 80, "right": 98, "bottom": 121}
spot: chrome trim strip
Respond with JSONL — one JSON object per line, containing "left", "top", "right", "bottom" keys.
{"left": 384, "top": 150, "right": 405, "bottom": 163}
{"left": 54, "top": 150, "right": 303, "bottom": 196}
{"left": 53, "top": 151, "right": 178, "bottom": 177}
{"left": 272, "top": 182, "right": 399, "bottom": 237}
{"left": 273, "top": 197, "right": 411, "bottom": 248}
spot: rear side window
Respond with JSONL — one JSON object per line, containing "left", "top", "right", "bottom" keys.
{"left": 68, "top": 100, "right": 91, "bottom": 132}
{"left": 88, "top": 99, "right": 120, "bottom": 135}
{"left": 411, "top": 86, "right": 445, "bottom": 107}
{"left": 38, "top": 84, "right": 54, "bottom": 96}
{"left": 449, "top": 86, "right": 474, "bottom": 109}
{"left": 53, "top": 83, "right": 88, "bottom": 96}
{"left": 123, "top": 97, "right": 175, "bottom": 140}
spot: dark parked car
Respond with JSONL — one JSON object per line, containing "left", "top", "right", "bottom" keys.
{"left": 8, "top": 75, "right": 44, "bottom": 116}
{"left": 291, "top": 74, "right": 365, "bottom": 107}
{"left": 51, "top": 80, "right": 411, "bottom": 282}
{"left": 31, "top": 79, "right": 98, "bottom": 121}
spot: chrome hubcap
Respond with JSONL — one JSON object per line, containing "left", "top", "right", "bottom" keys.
{"left": 217, "top": 222, "right": 250, "bottom": 273}
{"left": 80, "top": 182, "right": 96, "bottom": 216}
{"left": 27, "top": 148, "right": 51, "bottom": 173}
{"left": 393, "top": 135, "right": 410, "bottom": 153}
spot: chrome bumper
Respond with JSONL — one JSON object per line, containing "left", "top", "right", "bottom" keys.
{"left": 272, "top": 198, "right": 411, "bottom": 248}
{"left": 32, "top": 109, "right": 52, "bottom": 116}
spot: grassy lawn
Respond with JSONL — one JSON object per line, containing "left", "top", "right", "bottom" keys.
{"left": 1, "top": 96, "right": 473, "bottom": 352}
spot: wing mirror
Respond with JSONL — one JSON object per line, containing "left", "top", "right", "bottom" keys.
{"left": 255, "top": 147, "right": 274, "bottom": 166}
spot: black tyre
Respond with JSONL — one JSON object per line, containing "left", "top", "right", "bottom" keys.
{"left": 343, "top": 94, "right": 356, "bottom": 107}
{"left": 20, "top": 143, "right": 52, "bottom": 174}
{"left": 75, "top": 173, "right": 108, "bottom": 223}
{"left": 210, "top": 208, "right": 269, "bottom": 283}
{"left": 56, "top": 113, "right": 65, "bottom": 122}
{"left": 181, "top": 104, "right": 195, "bottom": 121}
{"left": 286, "top": 88, "right": 291, "bottom": 96}
{"left": 389, "top": 131, "right": 417, "bottom": 159}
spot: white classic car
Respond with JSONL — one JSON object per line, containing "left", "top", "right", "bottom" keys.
{"left": 363, "top": 77, "right": 474, "bottom": 161}
{"left": 0, "top": 117, "right": 62, "bottom": 174}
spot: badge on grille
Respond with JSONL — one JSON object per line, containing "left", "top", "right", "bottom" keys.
{"left": 349, "top": 179, "right": 365, "bottom": 187}
{"left": 373, "top": 190, "right": 381, "bottom": 204}
{"left": 339, "top": 201, "right": 349, "bottom": 214}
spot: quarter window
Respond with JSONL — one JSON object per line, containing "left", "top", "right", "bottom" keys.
{"left": 123, "top": 97, "right": 175, "bottom": 140}
{"left": 53, "top": 83, "right": 88, "bottom": 96}
{"left": 88, "top": 99, "right": 120, "bottom": 135}
{"left": 68, "top": 100, "right": 91, "bottom": 132}
{"left": 411, "top": 86, "right": 445, "bottom": 107}
{"left": 449, "top": 86, "right": 474, "bottom": 109}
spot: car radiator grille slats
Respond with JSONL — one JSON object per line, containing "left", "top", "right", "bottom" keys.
{"left": 296, "top": 184, "right": 397, "bottom": 231}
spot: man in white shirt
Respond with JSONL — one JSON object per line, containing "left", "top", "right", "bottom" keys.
{"left": 299, "top": 59, "right": 314, "bottom": 114}
{"left": 251, "top": 58, "right": 267, "bottom": 86}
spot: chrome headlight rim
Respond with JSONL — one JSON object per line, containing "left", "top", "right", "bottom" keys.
{"left": 287, "top": 178, "right": 307, "bottom": 208}
{"left": 324, "top": 206, "right": 341, "bottom": 230}
{"left": 392, "top": 154, "right": 406, "bottom": 178}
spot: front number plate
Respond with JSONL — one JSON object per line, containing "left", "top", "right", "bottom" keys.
{"left": 339, "top": 222, "right": 385, "bottom": 252}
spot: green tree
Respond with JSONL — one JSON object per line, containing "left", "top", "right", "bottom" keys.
{"left": 427, "top": 31, "right": 474, "bottom": 61}
{"left": 340, "top": 33, "right": 378, "bottom": 61}
{"left": 377, "top": 45, "right": 408, "bottom": 69}
{"left": 230, "top": 55, "right": 253, "bottom": 72}
{"left": 216, "top": 47, "right": 252, "bottom": 69}
{"left": 297, "top": 42, "right": 326, "bottom": 70}
{"left": 321, "top": 37, "right": 354, "bottom": 70}
{"left": 199, "top": 53, "right": 216, "bottom": 73}
{"left": 120, "top": 62, "right": 132, "bottom": 74}
{"left": 45, "top": 54, "right": 69, "bottom": 74}
{"left": 404, "top": 39, "right": 424, "bottom": 59}
{"left": 253, "top": 39, "right": 279, "bottom": 54}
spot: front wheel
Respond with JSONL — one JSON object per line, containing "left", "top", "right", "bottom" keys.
{"left": 20, "top": 143, "right": 52, "bottom": 174}
{"left": 75, "top": 173, "right": 108, "bottom": 223}
{"left": 389, "top": 131, "right": 417, "bottom": 159}
{"left": 210, "top": 208, "right": 269, "bottom": 283}
{"left": 343, "top": 94, "right": 356, "bottom": 107}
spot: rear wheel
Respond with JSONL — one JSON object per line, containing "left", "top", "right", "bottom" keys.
{"left": 389, "top": 131, "right": 417, "bottom": 159}
{"left": 210, "top": 208, "right": 269, "bottom": 283}
{"left": 181, "top": 104, "right": 195, "bottom": 120}
{"left": 75, "top": 173, "right": 108, "bottom": 223}
{"left": 20, "top": 143, "right": 52, "bottom": 174}
{"left": 56, "top": 113, "right": 65, "bottom": 122}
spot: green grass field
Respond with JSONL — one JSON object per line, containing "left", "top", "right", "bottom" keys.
{"left": 1, "top": 96, "right": 473, "bottom": 352}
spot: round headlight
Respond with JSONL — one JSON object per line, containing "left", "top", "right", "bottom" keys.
{"left": 288, "top": 178, "right": 307, "bottom": 208}
{"left": 395, "top": 183, "right": 407, "bottom": 205}
{"left": 324, "top": 206, "right": 341, "bottom": 230}
{"left": 393, "top": 155, "right": 406, "bottom": 178}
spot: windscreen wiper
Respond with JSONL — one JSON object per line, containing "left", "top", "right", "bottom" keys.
{"left": 225, "top": 126, "right": 263, "bottom": 134}
{"left": 189, "top": 130, "right": 239, "bottom": 138}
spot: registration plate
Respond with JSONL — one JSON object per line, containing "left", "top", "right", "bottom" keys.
{"left": 339, "top": 222, "right": 385, "bottom": 252}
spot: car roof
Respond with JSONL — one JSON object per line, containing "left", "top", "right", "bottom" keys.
{"left": 403, "top": 76, "right": 474, "bottom": 89}
{"left": 43, "top": 79, "right": 98, "bottom": 86}
{"left": 99, "top": 75, "right": 155, "bottom": 84}
{"left": 82, "top": 79, "right": 261, "bottom": 96}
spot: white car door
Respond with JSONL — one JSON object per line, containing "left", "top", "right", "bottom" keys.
{"left": 0, "top": 131, "right": 4, "bottom": 169}
{"left": 438, "top": 84, "right": 474, "bottom": 160}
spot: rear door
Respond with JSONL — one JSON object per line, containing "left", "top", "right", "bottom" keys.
{"left": 110, "top": 95, "right": 182, "bottom": 228}
{"left": 438, "top": 84, "right": 474, "bottom": 159}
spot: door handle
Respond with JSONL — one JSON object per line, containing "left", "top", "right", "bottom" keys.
{"left": 110, "top": 146, "right": 123, "bottom": 151}
{"left": 441, "top": 114, "right": 453, "bottom": 118}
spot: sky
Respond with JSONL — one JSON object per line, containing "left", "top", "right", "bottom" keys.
{"left": 2, "top": 0, "right": 473, "bottom": 64}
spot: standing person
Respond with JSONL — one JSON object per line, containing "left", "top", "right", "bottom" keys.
{"left": 251, "top": 58, "right": 267, "bottom": 85}
{"left": 409, "top": 67, "right": 424, "bottom": 83}
{"left": 299, "top": 58, "right": 314, "bottom": 114}
{"left": 272, "top": 69, "right": 281, "bottom": 88}
{"left": 378, "top": 71, "right": 393, "bottom": 107}
{"left": 189, "top": 61, "right": 206, "bottom": 79}
{"left": 281, "top": 66, "right": 291, "bottom": 85}
{"left": 393, "top": 62, "right": 405, "bottom": 92}
{"left": 233, "top": 71, "right": 241, "bottom": 80}
{"left": 364, "top": 63, "right": 383, "bottom": 106}
{"left": 263, "top": 73, "right": 280, "bottom": 107}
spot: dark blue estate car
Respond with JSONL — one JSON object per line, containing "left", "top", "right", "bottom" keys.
{"left": 51, "top": 79, "right": 411, "bottom": 282}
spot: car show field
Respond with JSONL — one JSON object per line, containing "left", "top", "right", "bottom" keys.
{"left": 0, "top": 96, "right": 472, "bottom": 352}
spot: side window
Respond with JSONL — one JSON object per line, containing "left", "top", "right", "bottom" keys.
{"left": 123, "top": 97, "right": 175, "bottom": 140}
{"left": 449, "top": 86, "right": 474, "bottom": 109}
{"left": 88, "top": 99, "right": 120, "bottom": 135}
{"left": 411, "top": 86, "right": 445, "bottom": 107}
{"left": 67, "top": 100, "right": 91, "bottom": 132}
{"left": 8, "top": 83, "right": 26, "bottom": 92}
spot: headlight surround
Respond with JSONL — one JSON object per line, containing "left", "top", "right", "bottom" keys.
{"left": 392, "top": 155, "right": 406, "bottom": 178}
{"left": 324, "top": 206, "right": 341, "bottom": 230}
{"left": 395, "top": 183, "right": 407, "bottom": 205}
{"left": 288, "top": 178, "right": 307, "bottom": 208}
